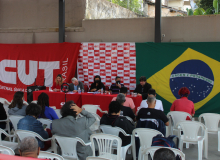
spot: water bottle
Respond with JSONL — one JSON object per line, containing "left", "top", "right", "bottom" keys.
{"left": 101, "top": 88, "right": 103, "bottom": 94}
{"left": 78, "top": 87, "right": 81, "bottom": 94}
{"left": 49, "top": 85, "right": 53, "bottom": 92}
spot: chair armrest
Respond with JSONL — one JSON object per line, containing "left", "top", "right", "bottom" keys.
{"left": 38, "top": 137, "right": 52, "bottom": 142}
{"left": 0, "top": 119, "right": 9, "bottom": 122}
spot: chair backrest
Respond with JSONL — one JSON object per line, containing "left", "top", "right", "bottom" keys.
{"left": 100, "top": 125, "right": 128, "bottom": 137}
{"left": 31, "top": 100, "right": 38, "bottom": 104}
{"left": 9, "top": 115, "right": 24, "bottom": 131}
{"left": 167, "top": 111, "right": 192, "bottom": 129}
{"left": 86, "top": 157, "right": 110, "bottom": 160}
{"left": 142, "top": 146, "right": 185, "bottom": 160}
{"left": 90, "top": 113, "right": 101, "bottom": 132}
{"left": 199, "top": 113, "right": 220, "bottom": 132}
{"left": 90, "top": 133, "right": 122, "bottom": 160}
{"left": 177, "top": 121, "right": 207, "bottom": 142}
{"left": 54, "top": 109, "right": 62, "bottom": 118}
{"left": 0, "top": 129, "right": 13, "bottom": 145}
{"left": 0, "top": 98, "right": 10, "bottom": 117}
{"left": 16, "top": 130, "right": 47, "bottom": 142}
{"left": 39, "top": 151, "right": 64, "bottom": 160}
{"left": 84, "top": 85, "right": 89, "bottom": 92}
{"left": 133, "top": 128, "right": 163, "bottom": 149}
{"left": 0, "top": 145, "right": 15, "bottom": 155}
{"left": 38, "top": 118, "right": 52, "bottom": 129}
{"left": 82, "top": 105, "right": 100, "bottom": 114}
{"left": 53, "top": 135, "right": 87, "bottom": 160}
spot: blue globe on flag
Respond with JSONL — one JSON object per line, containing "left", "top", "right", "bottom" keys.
{"left": 170, "top": 60, "right": 214, "bottom": 103}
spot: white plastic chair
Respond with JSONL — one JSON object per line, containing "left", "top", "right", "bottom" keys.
{"left": 199, "top": 113, "right": 220, "bottom": 151}
{"left": 53, "top": 135, "right": 91, "bottom": 160}
{"left": 0, "top": 145, "right": 15, "bottom": 155}
{"left": 140, "top": 146, "right": 185, "bottom": 160}
{"left": 167, "top": 111, "right": 192, "bottom": 135}
{"left": 39, "top": 151, "right": 64, "bottom": 160}
{"left": 54, "top": 109, "right": 62, "bottom": 118}
{"left": 38, "top": 118, "right": 52, "bottom": 129}
{"left": 90, "top": 113, "right": 101, "bottom": 133}
{"left": 0, "top": 98, "right": 11, "bottom": 134}
{"left": 100, "top": 125, "right": 131, "bottom": 160}
{"left": 9, "top": 115, "right": 24, "bottom": 142}
{"left": 131, "top": 128, "right": 163, "bottom": 160}
{"left": 82, "top": 105, "right": 108, "bottom": 114}
{"left": 0, "top": 129, "right": 18, "bottom": 151}
{"left": 177, "top": 121, "right": 208, "bottom": 160}
{"left": 15, "top": 130, "right": 52, "bottom": 151}
{"left": 90, "top": 133, "right": 122, "bottom": 160}
{"left": 86, "top": 157, "right": 110, "bottom": 160}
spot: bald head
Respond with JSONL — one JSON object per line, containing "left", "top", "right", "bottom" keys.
{"left": 19, "top": 137, "right": 40, "bottom": 158}
{"left": 147, "top": 95, "right": 156, "bottom": 108}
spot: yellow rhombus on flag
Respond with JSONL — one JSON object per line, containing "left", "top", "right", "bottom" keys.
{"left": 147, "top": 48, "right": 220, "bottom": 110}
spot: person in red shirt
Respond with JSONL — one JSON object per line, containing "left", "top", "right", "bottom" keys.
{"left": 51, "top": 74, "right": 63, "bottom": 92}
{"left": 170, "top": 87, "right": 195, "bottom": 117}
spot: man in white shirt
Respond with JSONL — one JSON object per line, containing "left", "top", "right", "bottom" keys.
{"left": 138, "top": 88, "right": 164, "bottom": 111}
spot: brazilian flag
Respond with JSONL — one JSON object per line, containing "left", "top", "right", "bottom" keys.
{"left": 136, "top": 42, "right": 220, "bottom": 117}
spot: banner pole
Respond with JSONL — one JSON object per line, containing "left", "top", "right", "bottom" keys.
{"left": 59, "top": 0, "right": 65, "bottom": 43}
{"left": 155, "top": 0, "right": 161, "bottom": 43}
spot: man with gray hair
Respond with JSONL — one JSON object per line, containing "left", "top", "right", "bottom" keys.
{"left": 19, "top": 136, "right": 40, "bottom": 158}
{"left": 69, "top": 77, "right": 84, "bottom": 92}
{"left": 116, "top": 93, "right": 135, "bottom": 120}
{"left": 137, "top": 95, "right": 169, "bottom": 126}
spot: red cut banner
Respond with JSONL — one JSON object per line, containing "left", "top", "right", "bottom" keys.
{"left": 0, "top": 42, "right": 81, "bottom": 101}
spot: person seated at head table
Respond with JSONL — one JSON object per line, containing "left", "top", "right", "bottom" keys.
{"left": 90, "top": 75, "right": 105, "bottom": 92}
{"left": 51, "top": 74, "right": 63, "bottom": 92}
{"left": 112, "top": 87, "right": 136, "bottom": 113}
{"left": 8, "top": 91, "right": 27, "bottom": 116}
{"left": 69, "top": 77, "right": 84, "bottom": 92}
{"left": 52, "top": 101, "right": 95, "bottom": 160}
{"left": 109, "top": 76, "right": 124, "bottom": 94}
{"left": 19, "top": 137, "right": 40, "bottom": 158}
{"left": 37, "top": 92, "right": 59, "bottom": 120}
{"left": 100, "top": 101, "right": 135, "bottom": 146}
{"left": 134, "top": 76, "right": 152, "bottom": 97}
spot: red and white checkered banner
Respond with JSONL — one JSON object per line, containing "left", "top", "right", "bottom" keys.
{"left": 77, "top": 43, "right": 136, "bottom": 92}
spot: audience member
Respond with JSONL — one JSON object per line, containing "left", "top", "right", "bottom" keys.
{"left": 134, "top": 76, "right": 152, "bottom": 97}
{"left": 0, "top": 102, "right": 7, "bottom": 140}
{"left": 112, "top": 87, "right": 135, "bottom": 113}
{"left": 100, "top": 101, "right": 135, "bottom": 146}
{"left": 17, "top": 103, "right": 50, "bottom": 150}
{"left": 116, "top": 93, "right": 135, "bottom": 121}
{"left": 137, "top": 95, "right": 169, "bottom": 126}
{"left": 19, "top": 137, "right": 40, "bottom": 158}
{"left": 69, "top": 77, "right": 84, "bottom": 92}
{"left": 139, "top": 88, "right": 164, "bottom": 111}
{"left": 8, "top": 91, "right": 27, "bottom": 116}
{"left": 153, "top": 148, "right": 176, "bottom": 160}
{"left": 37, "top": 93, "right": 59, "bottom": 120}
{"left": 170, "top": 87, "right": 195, "bottom": 118}
{"left": 110, "top": 76, "right": 124, "bottom": 94}
{"left": 52, "top": 74, "right": 63, "bottom": 92}
{"left": 90, "top": 75, "right": 105, "bottom": 92}
{"left": 52, "top": 101, "right": 95, "bottom": 160}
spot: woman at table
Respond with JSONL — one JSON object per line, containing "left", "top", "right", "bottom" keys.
{"left": 37, "top": 93, "right": 59, "bottom": 120}
{"left": 8, "top": 91, "right": 27, "bottom": 116}
{"left": 51, "top": 74, "right": 63, "bottom": 92}
{"left": 90, "top": 75, "right": 105, "bottom": 92}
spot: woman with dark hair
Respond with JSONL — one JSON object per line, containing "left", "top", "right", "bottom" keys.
{"left": 37, "top": 93, "right": 59, "bottom": 120}
{"left": 17, "top": 103, "right": 51, "bottom": 150}
{"left": 134, "top": 76, "right": 152, "bottom": 97}
{"left": 8, "top": 91, "right": 27, "bottom": 116}
{"left": 52, "top": 101, "right": 95, "bottom": 160}
{"left": 170, "top": 87, "right": 195, "bottom": 117}
{"left": 51, "top": 74, "right": 63, "bottom": 92}
{"left": 90, "top": 75, "right": 105, "bottom": 92}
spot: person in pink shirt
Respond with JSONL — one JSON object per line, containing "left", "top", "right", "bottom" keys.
{"left": 112, "top": 87, "right": 135, "bottom": 113}
{"left": 170, "top": 87, "right": 195, "bottom": 118}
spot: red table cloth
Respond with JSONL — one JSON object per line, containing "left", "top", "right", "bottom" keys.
{"left": 33, "top": 91, "right": 142, "bottom": 115}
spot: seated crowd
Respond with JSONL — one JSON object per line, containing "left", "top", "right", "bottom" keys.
{"left": 0, "top": 75, "right": 195, "bottom": 160}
